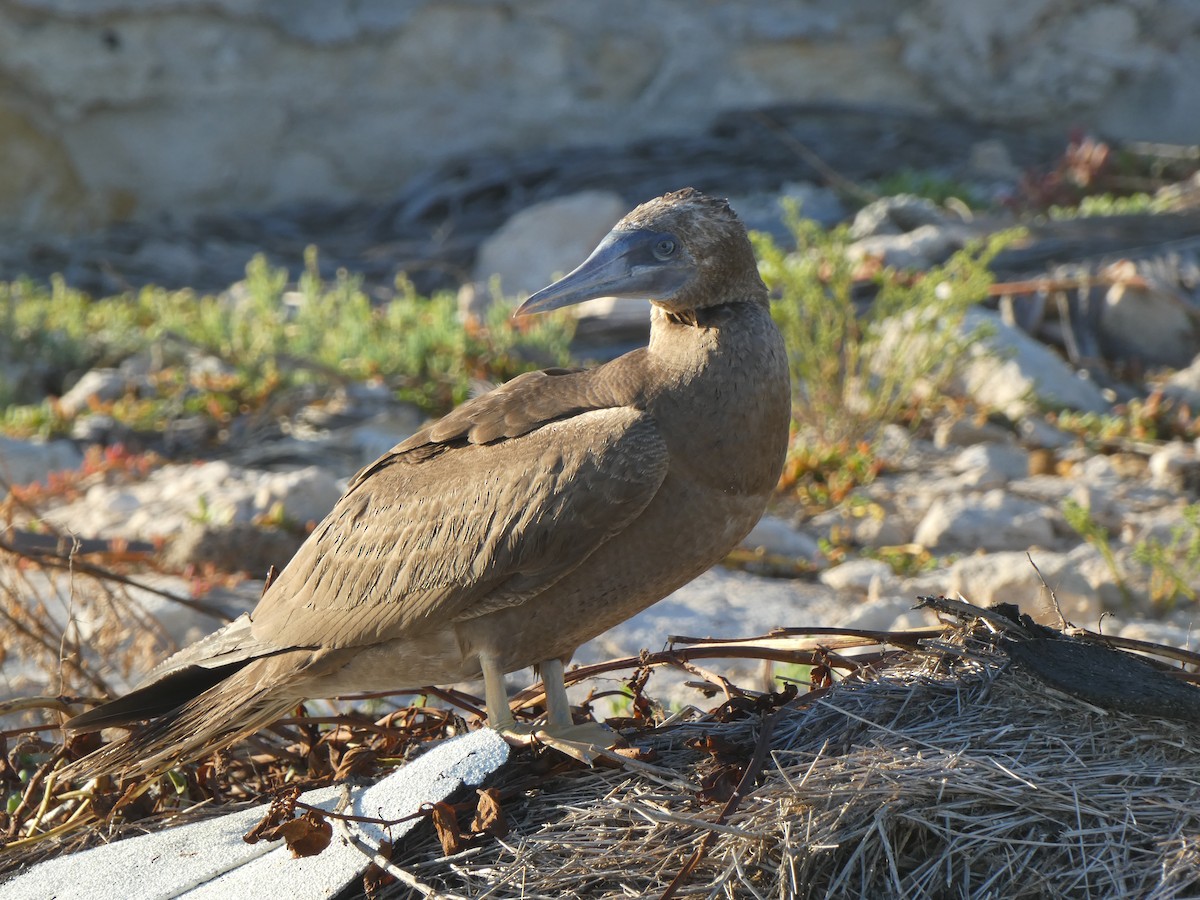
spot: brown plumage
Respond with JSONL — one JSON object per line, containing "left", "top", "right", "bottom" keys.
{"left": 63, "top": 188, "right": 792, "bottom": 778}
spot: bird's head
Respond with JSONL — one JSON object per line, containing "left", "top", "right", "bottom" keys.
{"left": 515, "top": 188, "right": 766, "bottom": 319}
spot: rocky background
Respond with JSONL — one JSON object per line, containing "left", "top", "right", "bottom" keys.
{"left": 2, "top": 4, "right": 1200, "bottom": 710}
{"left": 1, "top": 0, "right": 1199, "bottom": 235}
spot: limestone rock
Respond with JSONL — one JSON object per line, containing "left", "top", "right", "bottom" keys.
{"left": 914, "top": 489, "right": 1057, "bottom": 552}
{"left": 819, "top": 558, "right": 896, "bottom": 594}
{"left": 952, "top": 442, "right": 1030, "bottom": 487}
{"left": 740, "top": 515, "right": 824, "bottom": 563}
{"left": 946, "top": 550, "right": 1098, "bottom": 623}
{"left": 953, "top": 309, "right": 1111, "bottom": 418}
{"left": 58, "top": 368, "right": 130, "bottom": 417}
{"left": 0, "top": 435, "right": 83, "bottom": 495}
{"left": 1101, "top": 274, "right": 1199, "bottom": 369}
{"left": 1161, "top": 354, "right": 1200, "bottom": 409}
{"left": 473, "top": 191, "right": 629, "bottom": 299}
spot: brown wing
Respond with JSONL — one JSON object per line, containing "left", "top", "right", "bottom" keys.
{"left": 250, "top": 404, "right": 668, "bottom": 650}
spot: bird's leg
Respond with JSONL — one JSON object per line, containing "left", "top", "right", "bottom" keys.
{"left": 479, "top": 652, "right": 616, "bottom": 763}
{"left": 533, "top": 657, "right": 618, "bottom": 764}
{"left": 479, "top": 651, "right": 533, "bottom": 737}
{"left": 541, "top": 657, "right": 574, "bottom": 727}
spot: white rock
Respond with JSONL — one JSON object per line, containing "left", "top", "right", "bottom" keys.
{"left": 1067, "top": 482, "right": 1124, "bottom": 532}
{"left": 1073, "top": 454, "right": 1121, "bottom": 484}
{"left": 914, "top": 489, "right": 1057, "bottom": 552}
{"left": 1115, "top": 620, "right": 1197, "bottom": 652}
{"left": 57, "top": 368, "right": 129, "bottom": 417}
{"left": 847, "top": 223, "right": 971, "bottom": 270}
{"left": 740, "top": 515, "right": 823, "bottom": 562}
{"left": 819, "top": 558, "right": 895, "bottom": 593}
{"left": 473, "top": 191, "right": 629, "bottom": 298}
{"left": 1147, "top": 441, "right": 1198, "bottom": 490}
{"left": 1161, "top": 353, "right": 1200, "bottom": 408}
{"left": 1102, "top": 277, "right": 1198, "bottom": 369}
{"left": 947, "top": 550, "right": 1099, "bottom": 623}
{"left": 1017, "top": 416, "right": 1077, "bottom": 450}
{"left": 0, "top": 435, "right": 83, "bottom": 494}
{"left": 576, "top": 567, "right": 840, "bottom": 706}
{"left": 849, "top": 195, "right": 952, "bottom": 239}
{"left": 933, "top": 416, "right": 1012, "bottom": 448}
{"left": 253, "top": 466, "right": 343, "bottom": 525}
{"left": 953, "top": 309, "right": 1111, "bottom": 418}
{"left": 952, "top": 442, "right": 1030, "bottom": 485}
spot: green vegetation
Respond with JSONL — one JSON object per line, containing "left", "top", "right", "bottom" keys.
{"left": 1048, "top": 192, "right": 1174, "bottom": 219}
{"left": 1053, "top": 391, "right": 1199, "bottom": 445}
{"left": 1062, "top": 497, "right": 1200, "bottom": 610}
{"left": 1131, "top": 504, "right": 1200, "bottom": 608}
{"left": 0, "top": 249, "right": 574, "bottom": 440}
{"left": 755, "top": 204, "right": 1015, "bottom": 508}
{"left": 1061, "top": 497, "right": 1133, "bottom": 606}
{"left": 872, "top": 169, "right": 981, "bottom": 208}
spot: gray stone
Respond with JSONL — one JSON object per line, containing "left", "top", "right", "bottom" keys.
{"left": 809, "top": 500, "right": 914, "bottom": 549}
{"left": 835, "top": 596, "right": 933, "bottom": 632}
{"left": 952, "top": 442, "right": 1030, "bottom": 486}
{"left": 578, "top": 567, "right": 841, "bottom": 706}
{"left": 41, "top": 460, "right": 341, "bottom": 539}
{"left": 1147, "top": 441, "right": 1200, "bottom": 491}
{"left": 252, "top": 466, "right": 343, "bottom": 527}
{"left": 740, "top": 515, "right": 824, "bottom": 563}
{"left": 847, "top": 223, "right": 972, "bottom": 270}
{"left": 163, "top": 522, "right": 304, "bottom": 576}
{"left": 933, "top": 416, "right": 1012, "bottom": 448}
{"left": 966, "top": 139, "right": 1020, "bottom": 181}
{"left": 819, "top": 558, "right": 896, "bottom": 593}
{"left": 0, "top": 435, "right": 83, "bottom": 494}
{"left": 473, "top": 191, "right": 629, "bottom": 299}
{"left": 946, "top": 549, "right": 1100, "bottom": 623}
{"left": 58, "top": 368, "right": 129, "bottom": 417}
{"left": 1161, "top": 353, "right": 1200, "bottom": 409}
{"left": 1067, "top": 482, "right": 1124, "bottom": 533}
{"left": 1101, "top": 275, "right": 1199, "bottom": 368}
{"left": 1017, "top": 416, "right": 1077, "bottom": 450}
{"left": 849, "top": 195, "right": 953, "bottom": 239}
{"left": 913, "top": 489, "right": 1057, "bottom": 552}
{"left": 2, "top": 2, "right": 1199, "bottom": 234}
{"left": 953, "top": 309, "right": 1111, "bottom": 418}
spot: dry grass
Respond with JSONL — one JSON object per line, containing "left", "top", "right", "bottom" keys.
{"left": 2, "top": 537, "right": 1199, "bottom": 900}
{"left": 377, "top": 614, "right": 1200, "bottom": 899}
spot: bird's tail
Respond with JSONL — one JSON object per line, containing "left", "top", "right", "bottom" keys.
{"left": 60, "top": 660, "right": 301, "bottom": 783}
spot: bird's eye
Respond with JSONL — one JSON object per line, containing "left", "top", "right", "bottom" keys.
{"left": 653, "top": 238, "right": 676, "bottom": 260}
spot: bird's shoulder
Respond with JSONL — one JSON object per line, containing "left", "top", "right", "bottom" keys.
{"left": 346, "top": 356, "right": 649, "bottom": 492}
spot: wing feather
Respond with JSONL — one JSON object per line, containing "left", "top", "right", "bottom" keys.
{"left": 251, "top": 406, "right": 667, "bottom": 650}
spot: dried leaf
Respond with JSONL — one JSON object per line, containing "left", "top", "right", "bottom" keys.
{"left": 243, "top": 786, "right": 300, "bottom": 844}
{"left": 429, "top": 800, "right": 462, "bottom": 855}
{"left": 269, "top": 810, "right": 333, "bottom": 858}
{"left": 471, "top": 787, "right": 508, "bottom": 838}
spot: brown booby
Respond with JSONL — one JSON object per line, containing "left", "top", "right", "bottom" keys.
{"left": 63, "top": 188, "right": 792, "bottom": 777}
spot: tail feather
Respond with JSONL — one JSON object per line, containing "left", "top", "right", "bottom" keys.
{"left": 61, "top": 662, "right": 302, "bottom": 782}
{"left": 65, "top": 660, "right": 251, "bottom": 733}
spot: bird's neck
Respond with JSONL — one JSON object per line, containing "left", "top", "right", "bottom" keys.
{"left": 644, "top": 299, "right": 791, "bottom": 497}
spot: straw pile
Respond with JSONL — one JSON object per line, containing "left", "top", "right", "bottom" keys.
{"left": 379, "top": 609, "right": 1200, "bottom": 899}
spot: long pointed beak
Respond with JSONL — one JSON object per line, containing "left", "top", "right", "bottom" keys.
{"left": 514, "top": 230, "right": 689, "bottom": 317}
